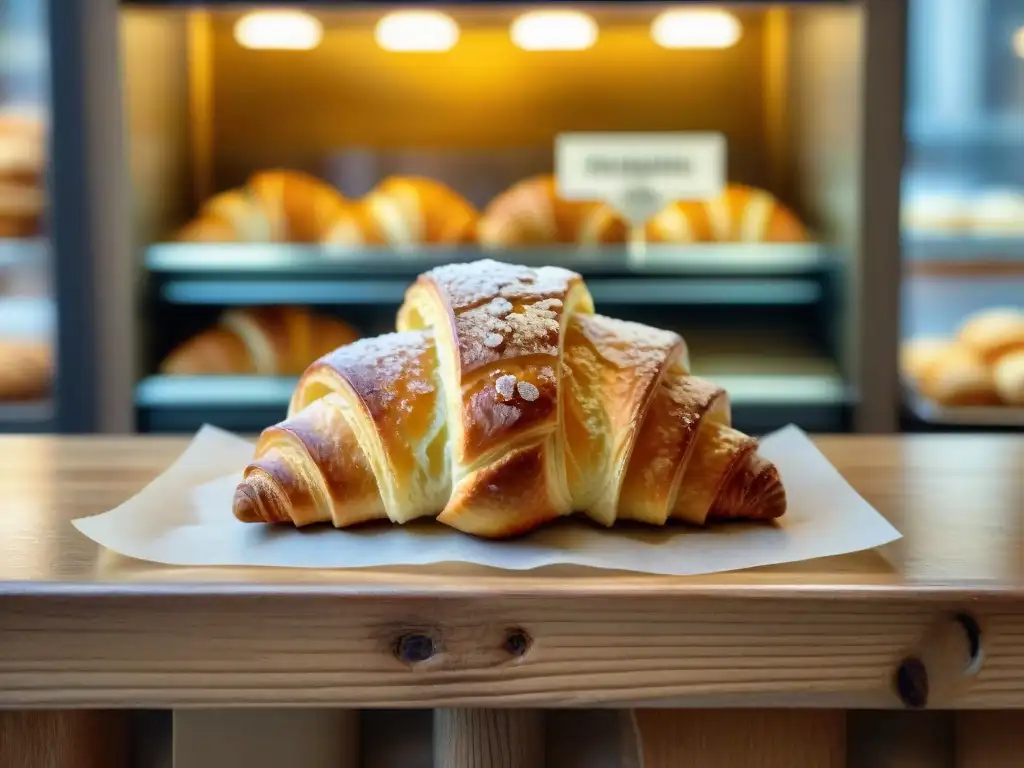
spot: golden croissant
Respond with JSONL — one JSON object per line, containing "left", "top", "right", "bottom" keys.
{"left": 233, "top": 260, "right": 787, "bottom": 538}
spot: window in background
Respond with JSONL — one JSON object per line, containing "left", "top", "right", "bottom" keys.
{"left": 901, "top": 0, "right": 1024, "bottom": 428}
{"left": 0, "top": 0, "right": 54, "bottom": 431}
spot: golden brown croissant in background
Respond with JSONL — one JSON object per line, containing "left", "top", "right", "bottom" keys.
{"left": 322, "top": 175, "right": 479, "bottom": 247}
{"left": 477, "top": 174, "right": 628, "bottom": 247}
{"left": 175, "top": 170, "right": 351, "bottom": 243}
{"left": 901, "top": 307, "right": 1024, "bottom": 407}
{"left": 0, "top": 111, "right": 46, "bottom": 238}
{"left": 160, "top": 307, "right": 360, "bottom": 376}
{"left": 234, "top": 261, "right": 786, "bottom": 538}
{"left": 647, "top": 184, "right": 808, "bottom": 243}
{"left": 0, "top": 339, "right": 51, "bottom": 400}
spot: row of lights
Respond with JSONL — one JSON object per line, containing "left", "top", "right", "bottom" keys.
{"left": 234, "top": 9, "right": 743, "bottom": 53}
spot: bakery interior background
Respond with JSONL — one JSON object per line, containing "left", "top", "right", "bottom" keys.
{"left": 0, "top": 0, "right": 1021, "bottom": 436}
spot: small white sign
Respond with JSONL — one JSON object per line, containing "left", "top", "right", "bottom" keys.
{"left": 555, "top": 132, "right": 726, "bottom": 225}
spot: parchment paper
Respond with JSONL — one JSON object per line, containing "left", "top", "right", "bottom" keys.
{"left": 73, "top": 424, "right": 901, "bottom": 576}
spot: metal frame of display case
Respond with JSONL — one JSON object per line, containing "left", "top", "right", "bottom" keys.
{"left": 45, "top": 0, "right": 135, "bottom": 433}
{"left": 52, "top": 0, "right": 905, "bottom": 435}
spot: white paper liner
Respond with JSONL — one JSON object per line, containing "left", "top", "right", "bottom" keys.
{"left": 73, "top": 424, "right": 901, "bottom": 576}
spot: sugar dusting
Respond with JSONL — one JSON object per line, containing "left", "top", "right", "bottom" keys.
{"left": 516, "top": 381, "right": 540, "bottom": 402}
{"left": 428, "top": 260, "right": 580, "bottom": 372}
{"left": 495, "top": 374, "right": 518, "bottom": 400}
{"left": 485, "top": 297, "right": 514, "bottom": 317}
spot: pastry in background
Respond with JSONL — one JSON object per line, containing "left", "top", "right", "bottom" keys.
{"left": 644, "top": 200, "right": 715, "bottom": 243}
{"left": 957, "top": 307, "right": 1024, "bottom": 365}
{"left": 902, "top": 307, "right": 1024, "bottom": 407}
{"left": 246, "top": 170, "right": 351, "bottom": 242}
{"left": 323, "top": 175, "right": 478, "bottom": 247}
{"left": 900, "top": 337, "right": 958, "bottom": 385}
{"left": 704, "top": 184, "right": 808, "bottom": 243}
{"left": 175, "top": 170, "right": 351, "bottom": 243}
{"left": 477, "top": 174, "right": 627, "bottom": 247}
{"left": 175, "top": 189, "right": 273, "bottom": 243}
{"left": 160, "top": 307, "right": 359, "bottom": 376}
{"left": 902, "top": 339, "right": 999, "bottom": 407}
{"left": 0, "top": 339, "right": 51, "bottom": 401}
{"left": 967, "top": 189, "right": 1024, "bottom": 236}
{"left": 0, "top": 111, "right": 46, "bottom": 238}
{"left": 993, "top": 350, "right": 1024, "bottom": 406}
{"left": 901, "top": 192, "right": 972, "bottom": 235}
{"left": 646, "top": 184, "right": 807, "bottom": 244}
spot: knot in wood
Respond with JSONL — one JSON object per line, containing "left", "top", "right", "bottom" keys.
{"left": 503, "top": 628, "right": 531, "bottom": 658}
{"left": 895, "top": 656, "right": 929, "bottom": 709}
{"left": 395, "top": 633, "right": 435, "bottom": 664}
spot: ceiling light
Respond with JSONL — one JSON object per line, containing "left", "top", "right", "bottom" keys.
{"left": 233, "top": 10, "right": 323, "bottom": 51}
{"left": 651, "top": 9, "right": 742, "bottom": 50}
{"left": 375, "top": 10, "right": 459, "bottom": 52}
{"left": 510, "top": 10, "right": 598, "bottom": 52}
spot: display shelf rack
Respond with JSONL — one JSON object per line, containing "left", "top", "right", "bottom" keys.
{"left": 0, "top": 238, "right": 47, "bottom": 271}
{"left": 903, "top": 233, "right": 1024, "bottom": 270}
{"left": 903, "top": 387, "right": 1024, "bottom": 430}
{"left": 146, "top": 243, "right": 839, "bottom": 308}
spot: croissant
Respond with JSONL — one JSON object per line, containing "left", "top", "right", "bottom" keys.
{"left": 175, "top": 170, "right": 351, "bottom": 243}
{"left": 175, "top": 190, "right": 274, "bottom": 243}
{"left": 477, "top": 175, "right": 628, "bottom": 247}
{"left": 647, "top": 184, "right": 808, "bottom": 243}
{"left": 160, "top": 307, "right": 360, "bottom": 376}
{"left": 233, "top": 261, "right": 786, "bottom": 538}
{"left": 0, "top": 340, "right": 51, "bottom": 401}
{"left": 322, "top": 176, "right": 478, "bottom": 246}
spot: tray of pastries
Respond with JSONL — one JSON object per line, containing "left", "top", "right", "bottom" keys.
{"left": 902, "top": 307, "right": 1024, "bottom": 425}
{"left": 173, "top": 169, "right": 809, "bottom": 250}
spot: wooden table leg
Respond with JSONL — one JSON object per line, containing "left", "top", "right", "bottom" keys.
{"left": 433, "top": 709, "right": 544, "bottom": 768}
{"left": 627, "top": 709, "right": 846, "bottom": 768}
{"left": 172, "top": 709, "right": 358, "bottom": 768}
{"left": 0, "top": 711, "right": 129, "bottom": 768}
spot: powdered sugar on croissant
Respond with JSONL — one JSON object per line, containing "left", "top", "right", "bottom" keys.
{"left": 234, "top": 260, "right": 787, "bottom": 538}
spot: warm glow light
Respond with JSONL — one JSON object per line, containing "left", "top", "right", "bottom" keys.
{"left": 233, "top": 11, "right": 323, "bottom": 50}
{"left": 375, "top": 10, "right": 459, "bottom": 52}
{"left": 510, "top": 10, "right": 598, "bottom": 51}
{"left": 1013, "top": 26, "right": 1024, "bottom": 58}
{"left": 651, "top": 9, "right": 742, "bottom": 50}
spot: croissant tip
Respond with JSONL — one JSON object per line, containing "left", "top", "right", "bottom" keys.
{"left": 232, "top": 483, "right": 266, "bottom": 523}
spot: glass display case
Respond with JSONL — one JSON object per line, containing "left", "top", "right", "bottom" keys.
{"left": 113, "top": 2, "right": 903, "bottom": 436}
{"left": 901, "top": 0, "right": 1024, "bottom": 429}
{"left": 0, "top": 0, "right": 54, "bottom": 432}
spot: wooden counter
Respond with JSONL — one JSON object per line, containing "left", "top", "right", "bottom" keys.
{"left": 1, "top": 432, "right": 1022, "bottom": 708}
{"left": 0, "top": 433, "right": 1022, "bottom": 767}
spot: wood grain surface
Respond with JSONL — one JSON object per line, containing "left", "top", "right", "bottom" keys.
{"left": 0, "top": 434, "right": 1021, "bottom": 708}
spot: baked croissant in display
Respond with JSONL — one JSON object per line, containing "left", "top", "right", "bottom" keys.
{"left": 902, "top": 307, "right": 1024, "bottom": 407}
{"left": 323, "top": 176, "right": 479, "bottom": 247}
{"left": 160, "top": 307, "right": 360, "bottom": 376}
{"left": 647, "top": 184, "right": 808, "bottom": 243}
{"left": 175, "top": 170, "right": 351, "bottom": 243}
{"left": 233, "top": 261, "right": 787, "bottom": 538}
{"left": 477, "top": 174, "right": 628, "bottom": 247}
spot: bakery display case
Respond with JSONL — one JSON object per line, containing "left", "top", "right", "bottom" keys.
{"left": 0, "top": 0, "right": 54, "bottom": 432}
{"left": 116, "top": 2, "right": 904, "bottom": 436}
{"left": 900, "top": 0, "right": 1024, "bottom": 429}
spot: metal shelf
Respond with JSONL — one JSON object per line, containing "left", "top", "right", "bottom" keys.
{"left": 903, "top": 233, "right": 1024, "bottom": 264}
{"left": 146, "top": 243, "right": 837, "bottom": 308}
{"left": 0, "top": 401, "right": 54, "bottom": 434}
{"left": 0, "top": 239, "right": 47, "bottom": 271}
{"left": 904, "top": 388, "right": 1024, "bottom": 429}
{"left": 135, "top": 372, "right": 851, "bottom": 436}
{"left": 147, "top": 242, "right": 838, "bottom": 276}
